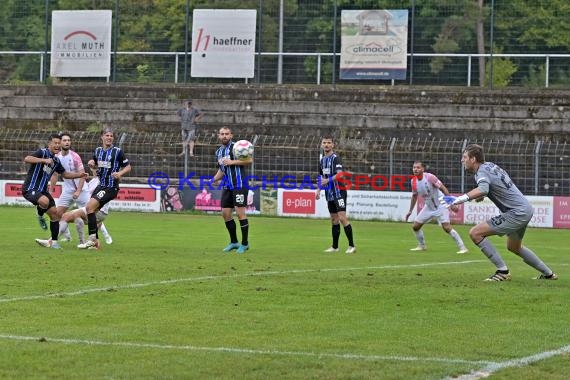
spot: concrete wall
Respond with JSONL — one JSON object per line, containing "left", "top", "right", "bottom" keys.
{"left": 1, "top": 84, "right": 569, "bottom": 141}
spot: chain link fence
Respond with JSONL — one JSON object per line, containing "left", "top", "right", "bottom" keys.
{"left": 1, "top": 130, "right": 568, "bottom": 196}
{"left": 1, "top": 0, "right": 570, "bottom": 87}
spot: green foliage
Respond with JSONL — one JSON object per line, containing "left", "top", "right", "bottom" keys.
{"left": 486, "top": 56, "right": 518, "bottom": 88}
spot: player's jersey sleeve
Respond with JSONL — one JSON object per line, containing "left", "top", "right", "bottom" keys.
{"left": 426, "top": 173, "right": 443, "bottom": 189}
{"left": 116, "top": 149, "right": 130, "bottom": 168}
{"left": 332, "top": 155, "right": 343, "bottom": 174}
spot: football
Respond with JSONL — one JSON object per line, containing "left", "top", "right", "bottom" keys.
{"left": 233, "top": 140, "right": 254, "bottom": 160}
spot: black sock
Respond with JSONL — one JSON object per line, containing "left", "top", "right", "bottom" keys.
{"left": 225, "top": 219, "right": 238, "bottom": 243}
{"left": 332, "top": 224, "right": 341, "bottom": 249}
{"left": 87, "top": 212, "right": 98, "bottom": 238}
{"left": 50, "top": 221, "right": 59, "bottom": 241}
{"left": 239, "top": 219, "right": 249, "bottom": 246}
{"left": 37, "top": 205, "right": 47, "bottom": 216}
{"left": 344, "top": 224, "right": 354, "bottom": 246}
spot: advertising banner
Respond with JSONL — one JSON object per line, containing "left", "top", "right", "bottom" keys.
{"left": 163, "top": 186, "right": 260, "bottom": 214}
{"left": 191, "top": 9, "right": 257, "bottom": 78}
{"left": 1, "top": 181, "right": 160, "bottom": 212}
{"left": 340, "top": 9, "right": 408, "bottom": 80}
{"left": 50, "top": 10, "right": 112, "bottom": 77}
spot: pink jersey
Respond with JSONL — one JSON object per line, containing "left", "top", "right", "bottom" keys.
{"left": 411, "top": 172, "right": 444, "bottom": 210}
{"left": 56, "top": 150, "right": 88, "bottom": 192}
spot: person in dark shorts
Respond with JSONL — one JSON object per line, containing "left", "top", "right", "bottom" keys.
{"left": 315, "top": 136, "right": 356, "bottom": 254}
{"left": 78, "top": 128, "right": 131, "bottom": 250}
{"left": 210, "top": 127, "right": 252, "bottom": 254}
{"left": 23, "top": 133, "right": 87, "bottom": 249}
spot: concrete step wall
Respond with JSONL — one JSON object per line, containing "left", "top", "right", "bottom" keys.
{"left": 1, "top": 84, "right": 569, "bottom": 142}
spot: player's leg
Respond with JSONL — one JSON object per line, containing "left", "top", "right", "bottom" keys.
{"left": 233, "top": 189, "right": 249, "bottom": 253}
{"left": 469, "top": 217, "right": 509, "bottom": 281}
{"left": 221, "top": 189, "right": 239, "bottom": 252}
{"left": 411, "top": 207, "right": 431, "bottom": 251}
{"left": 336, "top": 196, "right": 355, "bottom": 253}
{"left": 34, "top": 194, "right": 62, "bottom": 249}
{"left": 506, "top": 225, "right": 557, "bottom": 280}
{"left": 55, "top": 191, "right": 74, "bottom": 240}
{"left": 323, "top": 200, "right": 341, "bottom": 253}
{"left": 99, "top": 222, "right": 112, "bottom": 244}
{"left": 440, "top": 208, "right": 468, "bottom": 253}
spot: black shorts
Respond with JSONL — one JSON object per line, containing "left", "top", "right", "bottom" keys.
{"left": 91, "top": 185, "right": 119, "bottom": 208}
{"left": 221, "top": 188, "right": 248, "bottom": 208}
{"left": 23, "top": 190, "right": 55, "bottom": 209}
{"left": 327, "top": 196, "right": 347, "bottom": 213}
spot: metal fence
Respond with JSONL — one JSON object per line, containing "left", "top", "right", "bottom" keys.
{"left": 2, "top": 130, "right": 568, "bottom": 197}
{"left": 1, "top": 0, "right": 570, "bottom": 87}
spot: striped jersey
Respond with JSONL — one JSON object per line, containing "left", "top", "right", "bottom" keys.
{"left": 215, "top": 142, "right": 248, "bottom": 190}
{"left": 23, "top": 148, "right": 65, "bottom": 193}
{"left": 92, "top": 146, "right": 129, "bottom": 188}
{"left": 319, "top": 152, "right": 346, "bottom": 201}
{"left": 411, "top": 172, "right": 444, "bottom": 210}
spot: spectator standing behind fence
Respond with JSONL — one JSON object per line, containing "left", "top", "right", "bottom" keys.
{"left": 315, "top": 136, "right": 356, "bottom": 254}
{"left": 404, "top": 161, "right": 468, "bottom": 254}
{"left": 177, "top": 99, "right": 203, "bottom": 157}
{"left": 449, "top": 144, "right": 557, "bottom": 281}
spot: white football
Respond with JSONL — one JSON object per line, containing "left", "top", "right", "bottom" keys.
{"left": 233, "top": 140, "right": 254, "bottom": 160}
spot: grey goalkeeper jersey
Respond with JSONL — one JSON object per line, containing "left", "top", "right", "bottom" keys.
{"left": 474, "top": 162, "right": 532, "bottom": 214}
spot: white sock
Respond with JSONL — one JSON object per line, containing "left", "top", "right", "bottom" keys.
{"left": 75, "top": 218, "right": 85, "bottom": 244}
{"left": 448, "top": 229, "right": 466, "bottom": 249}
{"left": 100, "top": 223, "right": 110, "bottom": 237}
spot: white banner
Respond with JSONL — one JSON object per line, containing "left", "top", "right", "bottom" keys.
{"left": 462, "top": 196, "right": 554, "bottom": 228}
{"left": 50, "top": 10, "right": 112, "bottom": 77}
{"left": 340, "top": 10, "right": 408, "bottom": 80}
{"left": 191, "top": 9, "right": 256, "bottom": 78}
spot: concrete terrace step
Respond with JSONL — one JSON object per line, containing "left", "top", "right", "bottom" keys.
{"left": 3, "top": 95, "right": 569, "bottom": 120}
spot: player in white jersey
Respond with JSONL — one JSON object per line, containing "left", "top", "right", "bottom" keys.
{"left": 47, "top": 133, "right": 89, "bottom": 241}
{"left": 405, "top": 161, "right": 468, "bottom": 254}
{"left": 450, "top": 144, "right": 557, "bottom": 281}
{"left": 57, "top": 167, "right": 113, "bottom": 247}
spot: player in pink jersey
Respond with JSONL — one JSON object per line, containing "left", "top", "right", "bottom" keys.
{"left": 404, "top": 161, "right": 468, "bottom": 254}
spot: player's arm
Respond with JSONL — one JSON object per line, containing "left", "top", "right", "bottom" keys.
{"left": 24, "top": 152, "right": 52, "bottom": 165}
{"left": 48, "top": 173, "right": 59, "bottom": 193}
{"left": 112, "top": 163, "right": 131, "bottom": 180}
{"left": 111, "top": 150, "right": 131, "bottom": 180}
{"left": 225, "top": 156, "right": 253, "bottom": 166}
{"left": 405, "top": 193, "right": 418, "bottom": 221}
{"left": 452, "top": 181, "right": 488, "bottom": 205}
{"left": 211, "top": 169, "right": 224, "bottom": 185}
{"left": 438, "top": 183, "right": 451, "bottom": 196}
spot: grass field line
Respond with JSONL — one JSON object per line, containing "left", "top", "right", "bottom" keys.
{"left": 0, "top": 260, "right": 485, "bottom": 304}
{"left": 0, "top": 333, "right": 496, "bottom": 366}
{"left": 449, "top": 343, "right": 570, "bottom": 379}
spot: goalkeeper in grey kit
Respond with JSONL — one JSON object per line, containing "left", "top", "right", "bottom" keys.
{"left": 449, "top": 144, "right": 557, "bottom": 281}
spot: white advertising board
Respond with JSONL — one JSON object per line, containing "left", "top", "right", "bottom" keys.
{"left": 191, "top": 9, "right": 257, "bottom": 78}
{"left": 50, "top": 10, "right": 112, "bottom": 77}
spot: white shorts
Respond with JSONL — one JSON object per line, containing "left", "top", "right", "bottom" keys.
{"left": 56, "top": 189, "right": 90, "bottom": 209}
{"left": 415, "top": 205, "right": 450, "bottom": 225}
{"left": 78, "top": 207, "right": 108, "bottom": 224}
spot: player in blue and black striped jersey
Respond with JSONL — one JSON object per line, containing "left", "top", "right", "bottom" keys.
{"left": 78, "top": 128, "right": 131, "bottom": 250}
{"left": 211, "top": 127, "right": 252, "bottom": 254}
{"left": 23, "top": 133, "right": 87, "bottom": 249}
{"left": 315, "top": 136, "right": 356, "bottom": 254}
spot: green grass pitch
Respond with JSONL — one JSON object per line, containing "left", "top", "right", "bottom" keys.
{"left": 0, "top": 206, "right": 568, "bottom": 379}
